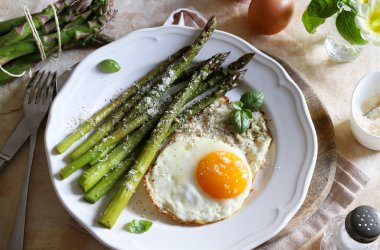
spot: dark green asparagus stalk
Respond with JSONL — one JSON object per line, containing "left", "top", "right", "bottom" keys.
{"left": 0, "top": 16, "right": 28, "bottom": 36}
{"left": 0, "top": 0, "right": 81, "bottom": 36}
{"left": 186, "top": 52, "right": 253, "bottom": 99}
{"left": 41, "top": 0, "right": 93, "bottom": 34}
{"left": 84, "top": 70, "right": 247, "bottom": 204}
{"left": 55, "top": 45, "right": 190, "bottom": 154}
{"left": 0, "top": 0, "right": 79, "bottom": 47}
{"left": 41, "top": 0, "right": 116, "bottom": 48}
{"left": 126, "top": 17, "right": 217, "bottom": 119}
{"left": 174, "top": 52, "right": 253, "bottom": 87}
{"left": 62, "top": 32, "right": 114, "bottom": 48}
{"left": 205, "top": 53, "right": 254, "bottom": 87}
{"left": 0, "top": 1, "right": 115, "bottom": 66}
{"left": 98, "top": 42, "right": 219, "bottom": 228}
{"left": 168, "top": 70, "right": 247, "bottom": 136}
{"left": 0, "top": 33, "right": 113, "bottom": 85}
{"left": 227, "top": 53, "right": 255, "bottom": 70}
{"left": 174, "top": 60, "right": 207, "bottom": 83}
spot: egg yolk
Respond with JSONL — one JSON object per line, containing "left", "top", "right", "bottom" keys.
{"left": 196, "top": 151, "right": 249, "bottom": 199}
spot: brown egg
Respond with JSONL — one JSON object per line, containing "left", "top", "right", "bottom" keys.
{"left": 248, "top": 0, "right": 294, "bottom": 35}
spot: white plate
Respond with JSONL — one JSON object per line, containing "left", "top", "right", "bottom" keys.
{"left": 45, "top": 26, "right": 317, "bottom": 250}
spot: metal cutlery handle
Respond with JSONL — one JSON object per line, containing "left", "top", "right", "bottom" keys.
{"left": 9, "top": 132, "right": 37, "bottom": 250}
{"left": 0, "top": 117, "right": 30, "bottom": 173}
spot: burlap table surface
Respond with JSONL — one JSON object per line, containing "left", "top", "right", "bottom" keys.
{"left": 0, "top": 1, "right": 379, "bottom": 249}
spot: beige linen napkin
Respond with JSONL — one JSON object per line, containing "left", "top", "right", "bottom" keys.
{"left": 163, "top": 8, "right": 372, "bottom": 250}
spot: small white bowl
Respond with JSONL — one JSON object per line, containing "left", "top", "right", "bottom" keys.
{"left": 350, "top": 71, "right": 380, "bottom": 151}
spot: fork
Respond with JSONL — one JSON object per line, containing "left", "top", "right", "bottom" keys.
{"left": 9, "top": 71, "right": 56, "bottom": 250}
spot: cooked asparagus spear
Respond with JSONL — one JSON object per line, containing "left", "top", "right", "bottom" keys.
{"left": 174, "top": 60, "right": 206, "bottom": 83}
{"left": 168, "top": 70, "right": 247, "bottom": 135}
{"left": 68, "top": 78, "right": 156, "bottom": 160}
{"left": 69, "top": 51, "right": 226, "bottom": 160}
{"left": 84, "top": 70, "right": 247, "bottom": 203}
{"left": 205, "top": 53, "right": 254, "bottom": 86}
{"left": 0, "top": 0, "right": 78, "bottom": 47}
{"left": 126, "top": 17, "right": 217, "bottom": 119}
{"left": 98, "top": 39, "right": 219, "bottom": 228}
{"left": 77, "top": 52, "right": 226, "bottom": 189}
{"left": 77, "top": 114, "right": 161, "bottom": 191}
{"left": 55, "top": 45, "right": 190, "bottom": 154}
{"left": 190, "top": 52, "right": 254, "bottom": 98}
{"left": 83, "top": 153, "right": 137, "bottom": 203}
{"left": 60, "top": 106, "right": 163, "bottom": 179}
{"left": 61, "top": 52, "right": 225, "bottom": 178}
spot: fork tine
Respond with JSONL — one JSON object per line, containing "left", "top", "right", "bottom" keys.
{"left": 33, "top": 71, "right": 49, "bottom": 104}
{"left": 44, "top": 72, "right": 57, "bottom": 105}
{"left": 37, "top": 71, "right": 53, "bottom": 104}
{"left": 24, "top": 71, "right": 43, "bottom": 106}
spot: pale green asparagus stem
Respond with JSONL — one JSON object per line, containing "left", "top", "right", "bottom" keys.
{"left": 55, "top": 45, "right": 189, "bottom": 153}
{"left": 83, "top": 153, "right": 136, "bottom": 203}
{"left": 98, "top": 25, "right": 218, "bottom": 227}
{"left": 81, "top": 70, "right": 247, "bottom": 204}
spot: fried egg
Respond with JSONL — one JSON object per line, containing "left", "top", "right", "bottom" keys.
{"left": 145, "top": 97, "right": 272, "bottom": 224}
{"left": 145, "top": 137, "right": 253, "bottom": 224}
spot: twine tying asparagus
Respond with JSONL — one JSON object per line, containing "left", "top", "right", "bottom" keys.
{"left": 50, "top": 2, "right": 62, "bottom": 59}
{"left": 0, "top": 3, "right": 62, "bottom": 78}
{"left": 24, "top": 5, "right": 47, "bottom": 61}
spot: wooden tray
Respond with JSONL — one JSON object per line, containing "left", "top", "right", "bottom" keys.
{"left": 266, "top": 55, "right": 337, "bottom": 240}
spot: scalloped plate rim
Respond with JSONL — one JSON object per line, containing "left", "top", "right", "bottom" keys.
{"left": 45, "top": 25, "right": 317, "bottom": 250}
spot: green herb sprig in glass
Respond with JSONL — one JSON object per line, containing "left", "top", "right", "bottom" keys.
{"left": 302, "top": 0, "right": 367, "bottom": 45}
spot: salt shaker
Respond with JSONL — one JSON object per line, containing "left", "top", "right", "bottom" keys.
{"left": 321, "top": 205, "right": 380, "bottom": 250}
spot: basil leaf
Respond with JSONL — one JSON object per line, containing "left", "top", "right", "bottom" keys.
{"left": 240, "top": 91, "right": 264, "bottom": 111}
{"left": 233, "top": 110, "right": 251, "bottom": 134}
{"left": 98, "top": 59, "right": 121, "bottom": 73}
{"left": 302, "top": 10, "right": 326, "bottom": 34}
{"left": 336, "top": 10, "right": 368, "bottom": 45}
{"left": 342, "top": 0, "right": 358, "bottom": 14}
{"left": 232, "top": 101, "right": 243, "bottom": 111}
{"left": 306, "top": 0, "right": 340, "bottom": 18}
{"left": 125, "top": 219, "right": 153, "bottom": 234}
{"left": 243, "top": 109, "right": 253, "bottom": 119}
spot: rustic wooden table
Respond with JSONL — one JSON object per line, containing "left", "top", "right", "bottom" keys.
{"left": 0, "top": 1, "right": 379, "bottom": 249}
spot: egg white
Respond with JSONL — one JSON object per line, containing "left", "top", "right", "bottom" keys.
{"left": 145, "top": 137, "right": 253, "bottom": 224}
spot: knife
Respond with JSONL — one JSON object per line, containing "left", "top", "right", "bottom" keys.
{"left": 0, "top": 64, "right": 77, "bottom": 172}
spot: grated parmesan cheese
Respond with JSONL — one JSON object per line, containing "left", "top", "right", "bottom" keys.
{"left": 176, "top": 98, "right": 272, "bottom": 173}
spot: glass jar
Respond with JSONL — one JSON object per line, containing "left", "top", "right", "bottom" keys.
{"left": 324, "top": 15, "right": 365, "bottom": 62}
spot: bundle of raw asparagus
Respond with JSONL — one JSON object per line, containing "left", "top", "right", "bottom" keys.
{"left": 0, "top": 0, "right": 116, "bottom": 85}
{"left": 56, "top": 16, "right": 255, "bottom": 228}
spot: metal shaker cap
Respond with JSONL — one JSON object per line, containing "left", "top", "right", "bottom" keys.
{"left": 345, "top": 205, "right": 380, "bottom": 244}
